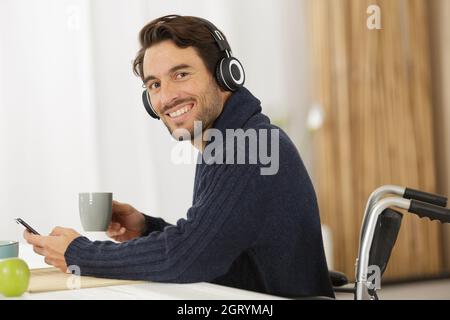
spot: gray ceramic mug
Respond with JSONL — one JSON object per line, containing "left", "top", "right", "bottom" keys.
{"left": 79, "top": 192, "right": 113, "bottom": 231}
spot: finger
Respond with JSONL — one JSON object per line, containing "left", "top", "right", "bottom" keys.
{"left": 110, "top": 231, "right": 129, "bottom": 242}
{"left": 24, "top": 230, "right": 48, "bottom": 247}
{"left": 23, "top": 229, "right": 38, "bottom": 243}
{"left": 50, "top": 226, "right": 67, "bottom": 236}
{"left": 107, "top": 225, "right": 125, "bottom": 237}
{"left": 106, "top": 222, "right": 120, "bottom": 235}
{"left": 23, "top": 229, "right": 32, "bottom": 242}
{"left": 107, "top": 230, "right": 118, "bottom": 237}
{"left": 44, "top": 257, "right": 54, "bottom": 266}
{"left": 32, "top": 245, "right": 46, "bottom": 256}
{"left": 57, "top": 263, "right": 68, "bottom": 273}
{"left": 112, "top": 235, "right": 126, "bottom": 242}
{"left": 107, "top": 222, "right": 121, "bottom": 231}
{"left": 50, "top": 255, "right": 67, "bottom": 272}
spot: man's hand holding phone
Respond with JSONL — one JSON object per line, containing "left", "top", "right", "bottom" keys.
{"left": 17, "top": 219, "right": 82, "bottom": 272}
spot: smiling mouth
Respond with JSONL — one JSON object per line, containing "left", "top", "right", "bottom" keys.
{"left": 166, "top": 103, "right": 194, "bottom": 119}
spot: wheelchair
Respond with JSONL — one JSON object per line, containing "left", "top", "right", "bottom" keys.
{"left": 327, "top": 185, "right": 450, "bottom": 300}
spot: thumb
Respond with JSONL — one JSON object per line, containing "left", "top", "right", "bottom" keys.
{"left": 112, "top": 200, "right": 132, "bottom": 215}
{"left": 112, "top": 200, "right": 124, "bottom": 210}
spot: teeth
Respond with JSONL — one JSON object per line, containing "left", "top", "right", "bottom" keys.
{"left": 169, "top": 104, "right": 192, "bottom": 118}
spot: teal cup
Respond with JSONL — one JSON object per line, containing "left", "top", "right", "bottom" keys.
{"left": 0, "top": 241, "right": 19, "bottom": 259}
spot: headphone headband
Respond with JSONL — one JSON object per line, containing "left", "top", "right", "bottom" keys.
{"left": 197, "top": 18, "right": 232, "bottom": 56}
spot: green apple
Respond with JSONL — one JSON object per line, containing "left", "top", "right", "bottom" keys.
{"left": 0, "top": 258, "right": 30, "bottom": 297}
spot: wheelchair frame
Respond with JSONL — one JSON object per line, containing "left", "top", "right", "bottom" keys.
{"left": 335, "top": 185, "right": 449, "bottom": 300}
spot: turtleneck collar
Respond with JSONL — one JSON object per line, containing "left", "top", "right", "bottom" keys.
{"left": 211, "top": 86, "right": 262, "bottom": 134}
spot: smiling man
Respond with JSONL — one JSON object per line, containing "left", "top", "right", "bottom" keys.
{"left": 24, "top": 15, "right": 334, "bottom": 298}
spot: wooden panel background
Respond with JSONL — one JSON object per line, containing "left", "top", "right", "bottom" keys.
{"left": 430, "top": 0, "right": 450, "bottom": 272}
{"left": 309, "top": 0, "right": 444, "bottom": 280}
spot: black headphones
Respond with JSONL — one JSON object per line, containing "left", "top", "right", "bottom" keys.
{"left": 142, "top": 17, "right": 245, "bottom": 120}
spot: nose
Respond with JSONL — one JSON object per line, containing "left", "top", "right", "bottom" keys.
{"left": 159, "top": 80, "right": 179, "bottom": 113}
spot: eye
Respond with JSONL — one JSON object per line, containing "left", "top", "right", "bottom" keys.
{"left": 176, "top": 72, "right": 188, "bottom": 79}
{"left": 149, "top": 82, "right": 160, "bottom": 90}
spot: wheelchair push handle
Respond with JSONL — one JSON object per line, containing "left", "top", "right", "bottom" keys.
{"left": 409, "top": 200, "right": 450, "bottom": 223}
{"left": 404, "top": 188, "right": 447, "bottom": 207}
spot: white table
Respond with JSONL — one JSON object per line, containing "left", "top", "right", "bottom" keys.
{"left": 5, "top": 243, "right": 285, "bottom": 300}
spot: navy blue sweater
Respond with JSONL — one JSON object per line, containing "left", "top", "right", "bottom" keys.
{"left": 65, "top": 87, "right": 334, "bottom": 298}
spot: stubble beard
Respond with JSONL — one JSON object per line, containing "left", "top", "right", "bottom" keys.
{"left": 163, "top": 83, "right": 224, "bottom": 142}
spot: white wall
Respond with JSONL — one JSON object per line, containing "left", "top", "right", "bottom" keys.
{"left": 0, "top": 0, "right": 101, "bottom": 238}
{"left": 0, "top": 0, "right": 311, "bottom": 242}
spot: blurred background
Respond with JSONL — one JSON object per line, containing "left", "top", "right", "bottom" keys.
{"left": 0, "top": 0, "right": 449, "bottom": 290}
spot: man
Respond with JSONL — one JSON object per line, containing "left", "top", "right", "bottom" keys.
{"left": 24, "top": 15, "right": 334, "bottom": 298}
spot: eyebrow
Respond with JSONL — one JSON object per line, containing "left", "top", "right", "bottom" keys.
{"left": 142, "top": 64, "right": 193, "bottom": 85}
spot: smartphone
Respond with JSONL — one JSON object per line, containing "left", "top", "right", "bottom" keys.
{"left": 14, "top": 218, "right": 40, "bottom": 235}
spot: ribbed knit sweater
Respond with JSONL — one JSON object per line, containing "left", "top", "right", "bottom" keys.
{"left": 65, "top": 87, "right": 334, "bottom": 298}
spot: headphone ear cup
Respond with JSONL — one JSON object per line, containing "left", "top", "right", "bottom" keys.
{"left": 215, "top": 59, "right": 229, "bottom": 91}
{"left": 216, "top": 57, "right": 245, "bottom": 91}
{"left": 141, "top": 90, "right": 160, "bottom": 120}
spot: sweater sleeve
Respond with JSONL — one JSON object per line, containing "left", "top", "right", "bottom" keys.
{"left": 141, "top": 214, "right": 173, "bottom": 236}
{"left": 64, "top": 163, "right": 265, "bottom": 283}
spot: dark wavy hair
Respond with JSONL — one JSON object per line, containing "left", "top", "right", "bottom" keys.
{"left": 133, "top": 15, "right": 226, "bottom": 85}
